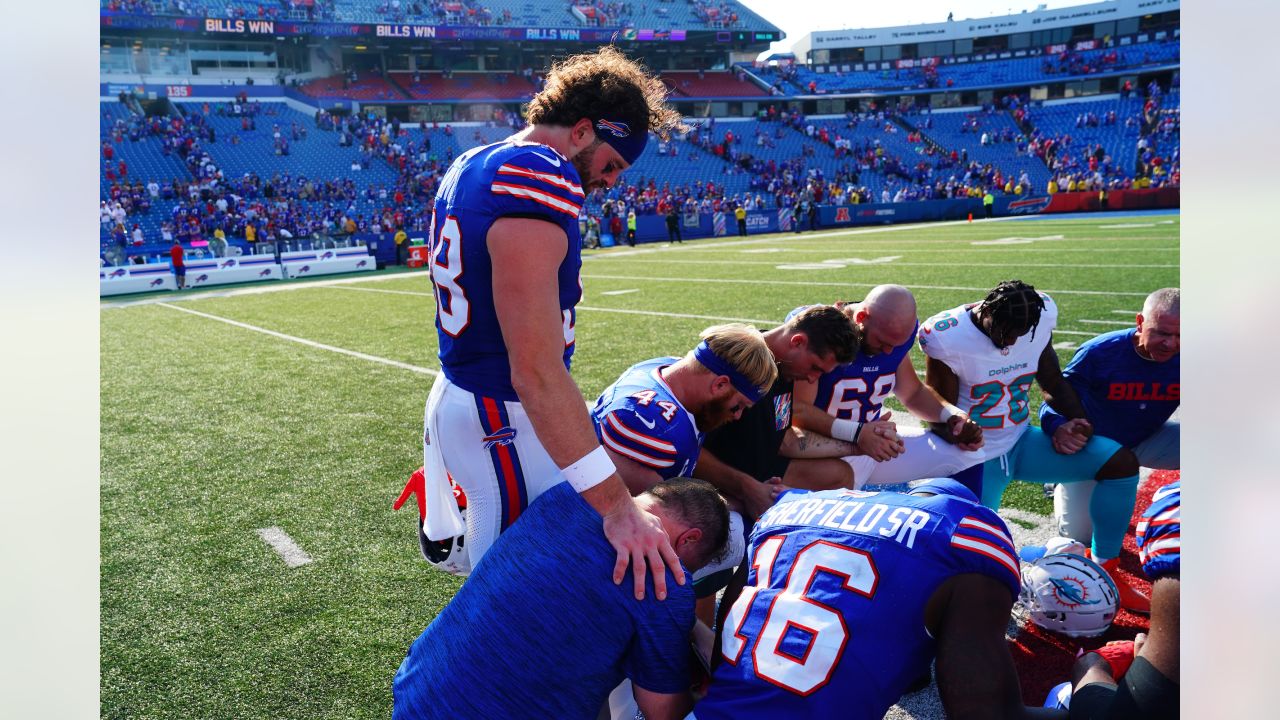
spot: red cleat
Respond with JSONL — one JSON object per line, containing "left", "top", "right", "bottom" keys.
{"left": 1098, "top": 557, "right": 1151, "bottom": 614}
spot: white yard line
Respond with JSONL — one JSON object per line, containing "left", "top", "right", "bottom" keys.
{"left": 324, "top": 286, "right": 777, "bottom": 324}
{"left": 1080, "top": 319, "right": 1134, "bottom": 326}
{"left": 580, "top": 274, "right": 1156, "bottom": 297}
{"left": 256, "top": 526, "right": 313, "bottom": 568}
{"left": 1111, "top": 309, "right": 1141, "bottom": 314}
{"left": 587, "top": 258, "right": 1176, "bottom": 269}
{"left": 600, "top": 289, "right": 640, "bottom": 296}
{"left": 102, "top": 269, "right": 429, "bottom": 309}
{"left": 156, "top": 303, "right": 439, "bottom": 375}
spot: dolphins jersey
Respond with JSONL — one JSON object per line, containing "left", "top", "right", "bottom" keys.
{"left": 917, "top": 294, "right": 1058, "bottom": 460}
{"left": 814, "top": 320, "right": 919, "bottom": 422}
{"left": 591, "top": 358, "right": 704, "bottom": 480}
{"left": 429, "top": 140, "right": 586, "bottom": 402}
{"left": 697, "top": 481, "right": 1020, "bottom": 720}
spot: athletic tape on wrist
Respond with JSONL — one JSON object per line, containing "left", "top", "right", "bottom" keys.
{"left": 939, "top": 405, "right": 962, "bottom": 423}
{"left": 562, "top": 445, "right": 617, "bottom": 493}
{"left": 831, "top": 417, "right": 862, "bottom": 443}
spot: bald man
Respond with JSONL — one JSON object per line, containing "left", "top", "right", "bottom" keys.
{"left": 792, "top": 285, "right": 986, "bottom": 489}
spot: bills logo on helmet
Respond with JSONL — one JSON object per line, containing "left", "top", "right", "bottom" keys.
{"left": 596, "top": 119, "right": 631, "bottom": 137}
{"left": 482, "top": 426, "right": 518, "bottom": 449}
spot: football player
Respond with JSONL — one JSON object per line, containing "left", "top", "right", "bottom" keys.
{"left": 791, "top": 284, "right": 986, "bottom": 488}
{"left": 415, "top": 48, "right": 687, "bottom": 600}
{"left": 919, "top": 280, "right": 1149, "bottom": 612}
{"left": 1068, "top": 482, "right": 1180, "bottom": 718}
{"left": 591, "top": 323, "right": 778, "bottom": 596}
{"left": 695, "top": 479, "right": 1065, "bottom": 719}
{"left": 1043, "top": 288, "right": 1179, "bottom": 550}
{"left": 695, "top": 305, "right": 861, "bottom": 520}
{"left": 394, "top": 478, "right": 730, "bottom": 720}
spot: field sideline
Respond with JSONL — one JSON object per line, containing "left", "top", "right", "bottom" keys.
{"left": 100, "top": 212, "right": 1178, "bottom": 719}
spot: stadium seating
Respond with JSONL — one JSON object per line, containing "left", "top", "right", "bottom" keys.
{"left": 299, "top": 71, "right": 405, "bottom": 101}
{"left": 915, "top": 108, "right": 1053, "bottom": 193}
{"left": 751, "top": 38, "right": 1180, "bottom": 95}
{"left": 391, "top": 72, "right": 538, "bottom": 101}
{"left": 101, "top": 0, "right": 779, "bottom": 31}
{"left": 661, "top": 71, "right": 767, "bottom": 98}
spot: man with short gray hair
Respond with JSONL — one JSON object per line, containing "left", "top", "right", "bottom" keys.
{"left": 1041, "top": 287, "right": 1180, "bottom": 551}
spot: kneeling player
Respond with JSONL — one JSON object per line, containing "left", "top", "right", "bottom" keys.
{"left": 695, "top": 479, "right": 1064, "bottom": 720}
{"left": 792, "top": 284, "right": 986, "bottom": 489}
{"left": 591, "top": 323, "right": 778, "bottom": 596}
{"left": 919, "top": 280, "right": 1149, "bottom": 612}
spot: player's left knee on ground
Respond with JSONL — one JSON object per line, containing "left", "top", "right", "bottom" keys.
{"left": 1095, "top": 446, "right": 1139, "bottom": 481}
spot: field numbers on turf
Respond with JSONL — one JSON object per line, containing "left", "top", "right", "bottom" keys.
{"left": 776, "top": 256, "right": 901, "bottom": 270}
{"left": 971, "top": 235, "right": 1065, "bottom": 246}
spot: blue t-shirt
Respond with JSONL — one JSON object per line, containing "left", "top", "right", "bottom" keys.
{"left": 1136, "top": 481, "right": 1180, "bottom": 579}
{"left": 592, "top": 357, "right": 705, "bottom": 479}
{"left": 431, "top": 140, "right": 586, "bottom": 401}
{"left": 813, "top": 320, "right": 918, "bottom": 422}
{"left": 696, "top": 482, "right": 1020, "bottom": 720}
{"left": 393, "top": 483, "right": 694, "bottom": 720}
{"left": 1039, "top": 328, "right": 1179, "bottom": 448}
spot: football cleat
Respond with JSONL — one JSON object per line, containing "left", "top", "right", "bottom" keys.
{"left": 1097, "top": 557, "right": 1150, "bottom": 614}
{"left": 1020, "top": 553, "right": 1119, "bottom": 638}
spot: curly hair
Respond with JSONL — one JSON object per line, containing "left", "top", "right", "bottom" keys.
{"left": 978, "top": 280, "right": 1046, "bottom": 340}
{"left": 525, "top": 46, "right": 686, "bottom": 139}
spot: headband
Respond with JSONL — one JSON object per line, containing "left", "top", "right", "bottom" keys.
{"left": 593, "top": 118, "right": 648, "bottom": 165}
{"left": 693, "top": 340, "right": 766, "bottom": 404}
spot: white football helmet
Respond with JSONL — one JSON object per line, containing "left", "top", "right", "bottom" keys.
{"left": 417, "top": 479, "right": 471, "bottom": 576}
{"left": 418, "top": 515, "right": 470, "bottom": 576}
{"left": 1019, "top": 553, "right": 1119, "bottom": 638}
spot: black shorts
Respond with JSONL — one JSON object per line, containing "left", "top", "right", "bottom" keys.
{"left": 1069, "top": 656, "right": 1179, "bottom": 719}
{"left": 703, "top": 378, "right": 793, "bottom": 482}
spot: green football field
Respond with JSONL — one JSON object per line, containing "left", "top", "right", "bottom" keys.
{"left": 100, "top": 212, "right": 1179, "bottom": 719}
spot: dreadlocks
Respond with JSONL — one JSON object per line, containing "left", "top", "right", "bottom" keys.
{"left": 977, "top": 280, "right": 1046, "bottom": 341}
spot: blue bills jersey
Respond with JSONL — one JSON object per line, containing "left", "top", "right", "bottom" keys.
{"left": 1135, "top": 481, "right": 1180, "bottom": 579}
{"left": 592, "top": 358, "right": 704, "bottom": 480}
{"left": 430, "top": 140, "right": 586, "bottom": 402}
{"left": 697, "top": 482, "right": 1020, "bottom": 720}
{"left": 814, "top": 320, "right": 919, "bottom": 422}
{"left": 1039, "top": 328, "right": 1180, "bottom": 448}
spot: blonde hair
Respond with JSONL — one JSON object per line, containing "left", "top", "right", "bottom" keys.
{"left": 693, "top": 323, "right": 778, "bottom": 394}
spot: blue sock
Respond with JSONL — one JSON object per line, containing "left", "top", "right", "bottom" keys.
{"left": 1089, "top": 474, "right": 1139, "bottom": 560}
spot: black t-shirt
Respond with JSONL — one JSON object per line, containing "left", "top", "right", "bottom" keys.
{"left": 702, "top": 375, "right": 794, "bottom": 482}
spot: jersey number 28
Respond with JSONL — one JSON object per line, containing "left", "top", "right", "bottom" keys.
{"left": 721, "top": 538, "right": 880, "bottom": 695}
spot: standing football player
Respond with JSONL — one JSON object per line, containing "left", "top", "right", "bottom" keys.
{"left": 791, "top": 284, "right": 986, "bottom": 488}
{"left": 416, "top": 47, "right": 686, "bottom": 600}
{"left": 695, "top": 479, "right": 1065, "bottom": 720}
{"left": 919, "top": 280, "right": 1149, "bottom": 611}
{"left": 1043, "top": 288, "right": 1179, "bottom": 549}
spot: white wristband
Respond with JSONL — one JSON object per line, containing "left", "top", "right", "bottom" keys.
{"left": 562, "top": 446, "right": 617, "bottom": 493}
{"left": 831, "top": 418, "right": 862, "bottom": 443}
{"left": 939, "top": 406, "right": 962, "bottom": 423}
